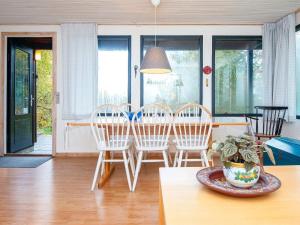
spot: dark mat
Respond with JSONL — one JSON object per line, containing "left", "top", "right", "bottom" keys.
{"left": 0, "top": 156, "right": 52, "bottom": 168}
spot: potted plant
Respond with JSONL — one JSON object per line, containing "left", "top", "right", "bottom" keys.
{"left": 208, "top": 135, "right": 275, "bottom": 188}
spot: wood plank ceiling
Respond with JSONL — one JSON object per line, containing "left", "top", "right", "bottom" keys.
{"left": 0, "top": 0, "right": 299, "bottom": 25}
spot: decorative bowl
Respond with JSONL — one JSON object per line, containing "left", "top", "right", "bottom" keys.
{"left": 196, "top": 167, "right": 281, "bottom": 198}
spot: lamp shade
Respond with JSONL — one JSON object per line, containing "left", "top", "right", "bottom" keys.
{"left": 140, "top": 47, "right": 172, "bottom": 74}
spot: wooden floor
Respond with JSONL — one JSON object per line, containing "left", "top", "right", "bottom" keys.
{"left": 0, "top": 157, "right": 161, "bottom": 225}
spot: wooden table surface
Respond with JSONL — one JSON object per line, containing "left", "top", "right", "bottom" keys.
{"left": 159, "top": 166, "right": 300, "bottom": 225}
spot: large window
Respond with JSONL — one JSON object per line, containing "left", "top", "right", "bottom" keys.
{"left": 296, "top": 25, "right": 300, "bottom": 119}
{"left": 98, "top": 36, "right": 131, "bottom": 105}
{"left": 141, "top": 36, "right": 202, "bottom": 110}
{"left": 213, "top": 36, "right": 263, "bottom": 116}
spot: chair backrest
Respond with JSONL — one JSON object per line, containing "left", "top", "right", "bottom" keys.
{"left": 131, "top": 104, "right": 173, "bottom": 150}
{"left": 173, "top": 103, "right": 212, "bottom": 149}
{"left": 118, "top": 103, "right": 137, "bottom": 113}
{"left": 254, "top": 106, "right": 288, "bottom": 136}
{"left": 90, "top": 104, "right": 130, "bottom": 150}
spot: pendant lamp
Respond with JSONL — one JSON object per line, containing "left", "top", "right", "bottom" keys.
{"left": 140, "top": 0, "right": 172, "bottom": 74}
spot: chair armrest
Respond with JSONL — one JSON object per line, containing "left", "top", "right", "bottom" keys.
{"left": 244, "top": 115, "right": 258, "bottom": 121}
{"left": 278, "top": 117, "right": 286, "bottom": 122}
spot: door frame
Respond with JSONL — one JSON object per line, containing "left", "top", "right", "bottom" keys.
{"left": 1, "top": 32, "right": 57, "bottom": 156}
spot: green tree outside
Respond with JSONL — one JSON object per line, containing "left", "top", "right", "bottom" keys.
{"left": 36, "top": 50, "right": 52, "bottom": 135}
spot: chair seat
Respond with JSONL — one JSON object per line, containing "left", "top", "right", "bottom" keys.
{"left": 97, "top": 136, "right": 130, "bottom": 151}
{"left": 134, "top": 136, "right": 169, "bottom": 151}
{"left": 175, "top": 145, "right": 208, "bottom": 151}
{"left": 255, "top": 133, "right": 280, "bottom": 139}
{"left": 173, "top": 136, "right": 208, "bottom": 150}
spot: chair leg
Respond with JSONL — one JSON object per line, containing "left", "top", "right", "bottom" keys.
{"left": 201, "top": 151, "right": 209, "bottom": 167}
{"left": 143, "top": 151, "right": 148, "bottom": 160}
{"left": 91, "top": 151, "right": 103, "bottom": 191}
{"left": 162, "top": 150, "right": 169, "bottom": 167}
{"left": 122, "top": 150, "right": 132, "bottom": 191}
{"left": 173, "top": 151, "right": 178, "bottom": 167}
{"left": 177, "top": 150, "right": 184, "bottom": 168}
{"left": 100, "top": 158, "right": 105, "bottom": 176}
{"left": 132, "top": 151, "right": 143, "bottom": 192}
{"left": 128, "top": 149, "right": 135, "bottom": 176}
{"left": 184, "top": 151, "right": 189, "bottom": 167}
{"left": 168, "top": 152, "right": 173, "bottom": 166}
{"left": 210, "top": 158, "right": 215, "bottom": 167}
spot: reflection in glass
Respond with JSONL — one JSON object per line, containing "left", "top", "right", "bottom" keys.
{"left": 15, "top": 48, "right": 30, "bottom": 115}
{"left": 142, "top": 37, "right": 201, "bottom": 111}
{"left": 214, "top": 38, "right": 263, "bottom": 115}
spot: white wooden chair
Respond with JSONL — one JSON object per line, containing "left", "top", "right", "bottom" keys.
{"left": 173, "top": 103, "right": 212, "bottom": 167}
{"left": 118, "top": 103, "right": 138, "bottom": 160}
{"left": 131, "top": 104, "right": 173, "bottom": 191}
{"left": 90, "top": 104, "right": 135, "bottom": 191}
{"left": 118, "top": 103, "right": 137, "bottom": 113}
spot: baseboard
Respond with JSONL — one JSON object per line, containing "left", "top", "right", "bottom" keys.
{"left": 55, "top": 152, "right": 171, "bottom": 158}
{"left": 54, "top": 151, "right": 209, "bottom": 158}
{"left": 55, "top": 152, "right": 99, "bottom": 157}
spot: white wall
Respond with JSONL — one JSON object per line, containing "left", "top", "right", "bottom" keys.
{"left": 0, "top": 24, "right": 299, "bottom": 153}
{"left": 296, "top": 11, "right": 300, "bottom": 25}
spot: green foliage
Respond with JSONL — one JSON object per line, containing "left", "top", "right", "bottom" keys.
{"left": 239, "top": 149, "right": 260, "bottom": 164}
{"left": 36, "top": 50, "right": 52, "bottom": 135}
{"left": 209, "top": 135, "right": 275, "bottom": 171}
{"left": 221, "top": 143, "right": 238, "bottom": 161}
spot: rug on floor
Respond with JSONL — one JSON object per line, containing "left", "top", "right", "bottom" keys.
{"left": 0, "top": 156, "right": 52, "bottom": 168}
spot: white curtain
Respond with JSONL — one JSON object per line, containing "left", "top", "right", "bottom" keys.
{"left": 263, "top": 14, "right": 296, "bottom": 120}
{"left": 61, "top": 23, "right": 98, "bottom": 120}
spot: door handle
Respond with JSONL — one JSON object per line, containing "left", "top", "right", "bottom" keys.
{"left": 30, "top": 95, "right": 34, "bottom": 107}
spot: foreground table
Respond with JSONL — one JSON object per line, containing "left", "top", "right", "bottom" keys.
{"left": 159, "top": 166, "right": 300, "bottom": 225}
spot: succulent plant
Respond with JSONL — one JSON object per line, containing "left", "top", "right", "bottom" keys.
{"left": 208, "top": 135, "right": 275, "bottom": 171}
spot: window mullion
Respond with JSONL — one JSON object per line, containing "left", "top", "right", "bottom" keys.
{"left": 248, "top": 49, "right": 254, "bottom": 114}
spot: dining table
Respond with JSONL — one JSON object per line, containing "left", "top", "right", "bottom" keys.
{"left": 159, "top": 166, "right": 300, "bottom": 225}
{"left": 65, "top": 121, "right": 252, "bottom": 188}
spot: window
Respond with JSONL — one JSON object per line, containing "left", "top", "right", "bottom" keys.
{"left": 296, "top": 25, "right": 300, "bottom": 119}
{"left": 141, "top": 36, "right": 202, "bottom": 110}
{"left": 98, "top": 36, "right": 131, "bottom": 105}
{"left": 213, "top": 36, "right": 263, "bottom": 116}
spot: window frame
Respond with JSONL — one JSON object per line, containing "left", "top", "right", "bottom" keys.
{"left": 140, "top": 35, "right": 203, "bottom": 107}
{"left": 296, "top": 25, "right": 300, "bottom": 119}
{"left": 97, "top": 35, "right": 132, "bottom": 105}
{"left": 212, "top": 35, "right": 263, "bottom": 117}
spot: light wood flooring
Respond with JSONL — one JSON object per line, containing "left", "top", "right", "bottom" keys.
{"left": 0, "top": 157, "right": 161, "bottom": 225}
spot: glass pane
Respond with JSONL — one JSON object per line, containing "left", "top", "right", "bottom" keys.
{"left": 143, "top": 37, "right": 201, "bottom": 111}
{"left": 15, "top": 48, "right": 30, "bottom": 115}
{"left": 296, "top": 30, "right": 300, "bottom": 117}
{"left": 214, "top": 38, "right": 263, "bottom": 115}
{"left": 253, "top": 50, "right": 263, "bottom": 107}
{"left": 215, "top": 50, "right": 249, "bottom": 114}
{"left": 98, "top": 37, "right": 129, "bottom": 105}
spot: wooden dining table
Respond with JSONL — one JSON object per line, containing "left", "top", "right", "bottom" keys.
{"left": 65, "top": 121, "right": 252, "bottom": 188}
{"left": 159, "top": 166, "right": 300, "bottom": 225}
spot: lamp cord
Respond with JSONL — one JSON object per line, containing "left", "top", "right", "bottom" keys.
{"left": 155, "top": 6, "right": 157, "bottom": 47}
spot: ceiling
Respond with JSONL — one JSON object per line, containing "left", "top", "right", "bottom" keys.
{"left": 0, "top": 0, "right": 299, "bottom": 25}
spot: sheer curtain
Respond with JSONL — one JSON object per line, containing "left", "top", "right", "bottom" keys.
{"left": 61, "top": 23, "right": 98, "bottom": 120}
{"left": 263, "top": 14, "right": 296, "bottom": 120}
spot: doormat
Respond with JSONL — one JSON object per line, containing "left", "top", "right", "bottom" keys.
{"left": 0, "top": 156, "right": 52, "bottom": 168}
